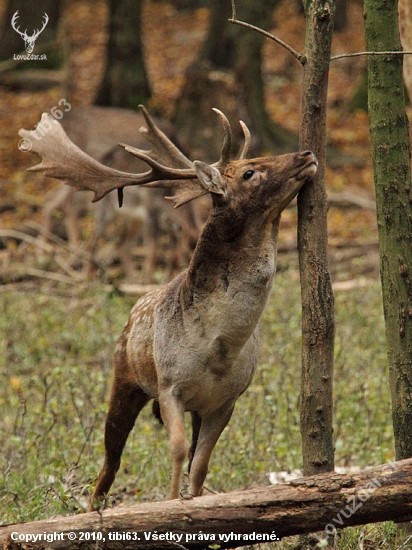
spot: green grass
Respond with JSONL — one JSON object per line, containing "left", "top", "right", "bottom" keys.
{"left": 0, "top": 270, "right": 406, "bottom": 547}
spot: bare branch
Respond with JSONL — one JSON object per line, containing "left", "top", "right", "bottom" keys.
{"left": 331, "top": 50, "right": 412, "bottom": 61}
{"left": 0, "top": 229, "right": 54, "bottom": 252}
{"left": 26, "top": 268, "right": 79, "bottom": 286}
{"left": 229, "top": 0, "right": 305, "bottom": 64}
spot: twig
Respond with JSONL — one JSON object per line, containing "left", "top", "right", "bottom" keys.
{"left": 26, "top": 221, "right": 101, "bottom": 265}
{"left": 332, "top": 278, "right": 375, "bottom": 291}
{"left": 26, "top": 220, "right": 107, "bottom": 277}
{"left": 54, "top": 256, "right": 84, "bottom": 281}
{"left": 26, "top": 268, "right": 80, "bottom": 285}
{"left": 331, "top": 50, "right": 412, "bottom": 61}
{"left": 1, "top": 227, "right": 85, "bottom": 281}
{"left": 0, "top": 229, "right": 53, "bottom": 253}
{"left": 229, "top": 0, "right": 305, "bottom": 65}
{"left": 327, "top": 191, "right": 376, "bottom": 210}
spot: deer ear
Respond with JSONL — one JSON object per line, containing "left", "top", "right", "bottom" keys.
{"left": 193, "top": 161, "right": 226, "bottom": 196}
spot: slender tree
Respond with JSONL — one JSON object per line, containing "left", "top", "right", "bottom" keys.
{"left": 297, "top": 0, "right": 336, "bottom": 476}
{"left": 364, "top": 0, "right": 412, "bottom": 461}
{"left": 230, "top": 0, "right": 336, "bottom": 478}
{"left": 95, "top": 0, "right": 151, "bottom": 109}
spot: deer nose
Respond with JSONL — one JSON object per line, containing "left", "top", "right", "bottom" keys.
{"left": 300, "top": 150, "right": 318, "bottom": 164}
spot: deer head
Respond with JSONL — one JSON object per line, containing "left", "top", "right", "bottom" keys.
{"left": 12, "top": 11, "right": 49, "bottom": 54}
{"left": 18, "top": 106, "right": 315, "bottom": 210}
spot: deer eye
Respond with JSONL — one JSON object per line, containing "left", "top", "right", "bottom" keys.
{"left": 243, "top": 169, "right": 255, "bottom": 181}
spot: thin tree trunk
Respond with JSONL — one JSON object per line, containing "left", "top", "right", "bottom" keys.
{"left": 297, "top": 0, "right": 336, "bottom": 477}
{"left": 364, "top": 0, "right": 412, "bottom": 461}
{"left": 61, "top": 0, "right": 109, "bottom": 107}
{"left": 95, "top": 0, "right": 151, "bottom": 109}
{"left": 1, "top": 459, "right": 411, "bottom": 549}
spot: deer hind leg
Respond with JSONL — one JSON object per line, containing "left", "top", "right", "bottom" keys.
{"left": 89, "top": 380, "right": 150, "bottom": 511}
{"left": 188, "top": 404, "right": 234, "bottom": 497}
{"left": 159, "top": 393, "right": 188, "bottom": 499}
{"left": 188, "top": 411, "right": 201, "bottom": 473}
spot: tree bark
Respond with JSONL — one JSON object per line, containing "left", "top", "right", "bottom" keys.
{"left": 297, "top": 0, "right": 335, "bottom": 477}
{"left": 364, "top": 0, "right": 412, "bottom": 463}
{"left": 1, "top": 459, "right": 411, "bottom": 549}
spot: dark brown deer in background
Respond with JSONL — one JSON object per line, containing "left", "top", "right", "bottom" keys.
{"left": 19, "top": 107, "right": 317, "bottom": 510}
{"left": 42, "top": 107, "right": 202, "bottom": 281}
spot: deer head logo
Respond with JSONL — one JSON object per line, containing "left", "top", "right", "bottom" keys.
{"left": 11, "top": 11, "right": 49, "bottom": 54}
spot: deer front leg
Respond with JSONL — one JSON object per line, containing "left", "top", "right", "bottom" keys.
{"left": 188, "top": 403, "right": 235, "bottom": 497}
{"left": 159, "top": 393, "right": 188, "bottom": 499}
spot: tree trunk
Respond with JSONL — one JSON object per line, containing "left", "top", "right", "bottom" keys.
{"left": 333, "top": 0, "right": 348, "bottom": 32}
{"left": 297, "top": 0, "right": 336, "bottom": 477}
{"left": 1, "top": 459, "right": 411, "bottom": 549}
{"left": 364, "top": 0, "right": 412, "bottom": 463}
{"left": 94, "top": 0, "right": 151, "bottom": 109}
{"left": 61, "top": 0, "right": 109, "bottom": 107}
{"left": 233, "top": 0, "right": 299, "bottom": 155}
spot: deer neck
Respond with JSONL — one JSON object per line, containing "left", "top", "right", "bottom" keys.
{"left": 179, "top": 207, "right": 280, "bottom": 344}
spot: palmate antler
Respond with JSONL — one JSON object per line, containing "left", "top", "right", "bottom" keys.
{"left": 18, "top": 106, "right": 252, "bottom": 208}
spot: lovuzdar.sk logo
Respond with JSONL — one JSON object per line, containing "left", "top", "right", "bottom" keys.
{"left": 11, "top": 10, "right": 49, "bottom": 58}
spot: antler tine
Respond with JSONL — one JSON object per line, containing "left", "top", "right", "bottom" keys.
{"left": 119, "top": 143, "right": 195, "bottom": 179}
{"left": 137, "top": 105, "right": 193, "bottom": 169}
{"left": 238, "top": 120, "right": 252, "bottom": 160}
{"left": 212, "top": 108, "right": 232, "bottom": 171}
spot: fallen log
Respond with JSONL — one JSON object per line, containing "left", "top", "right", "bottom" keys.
{"left": 1, "top": 458, "right": 412, "bottom": 550}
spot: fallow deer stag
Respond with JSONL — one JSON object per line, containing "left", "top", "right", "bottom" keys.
{"left": 19, "top": 107, "right": 317, "bottom": 511}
